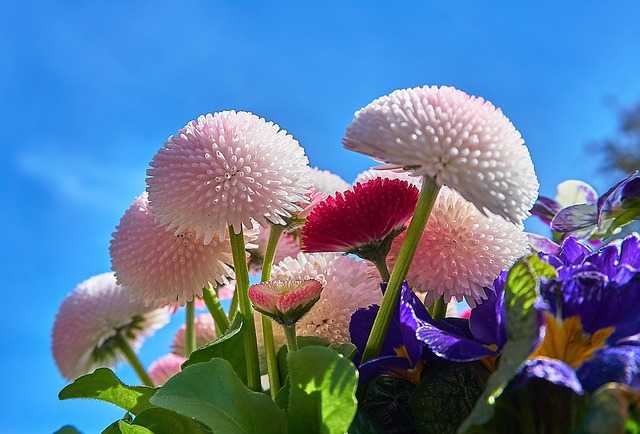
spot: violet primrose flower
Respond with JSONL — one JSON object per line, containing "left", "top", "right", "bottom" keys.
{"left": 550, "top": 171, "right": 640, "bottom": 241}
{"left": 515, "top": 235, "right": 640, "bottom": 394}
{"left": 350, "top": 281, "right": 506, "bottom": 384}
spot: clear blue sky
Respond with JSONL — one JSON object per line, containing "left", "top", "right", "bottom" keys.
{"left": 2, "top": 1, "right": 640, "bottom": 433}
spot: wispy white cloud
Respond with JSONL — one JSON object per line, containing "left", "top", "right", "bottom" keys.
{"left": 16, "top": 144, "right": 148, "bottom": 213}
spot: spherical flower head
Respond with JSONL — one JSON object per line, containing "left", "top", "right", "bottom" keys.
{"left": 310, "top": 167, "right": 351, "bottom": 195}
{"left": 247, "top": 225, "right": 302, "bottom": 276}
{"left": 302, "top": 178, "right": 419, "bottom": 262}
{"left": 171, "top": 313, "right": 217, "bottom": 356}
{"left": 353, "top": 168, "right": 422, "bottom": 189}
{"left": 110, "top": 192, "right": 239, "bottom": 307}
{"left": 51, "top": 273, "right": 171, "bottom": 381}
{"left": 249, "top": 279, "right": 324, "bottom": 327}
{"left": 342, "top": 85, "right": 539, "bottom": 224}
{"left": 148, "top": 353, "right": 186, "bottom": 386}
{"left": 271, "top": 253, "right": 382, "bottom": 344}
{"left": 147, "top": 110, "right": 311, "bottom": 244}
{"left": 386, "top": 186, "right": 530, "bottom": 308}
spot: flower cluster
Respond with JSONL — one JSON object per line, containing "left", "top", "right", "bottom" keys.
{"left": 52, "top": 87, "right": 640, "bottom": 434}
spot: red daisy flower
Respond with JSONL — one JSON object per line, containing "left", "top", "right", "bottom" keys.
{"left": 301, "top": 178, "right": 419, "bottom": 262}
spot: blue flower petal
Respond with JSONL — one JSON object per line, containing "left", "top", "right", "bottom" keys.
{"left": 512, "top": 358, "right": 584, "bottom": 394}
{"left": 577, "top": 345, "right": 640, "bottom": 392}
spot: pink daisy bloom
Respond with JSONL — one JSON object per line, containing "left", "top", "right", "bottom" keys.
{"left": 353, "top": 167, "right": 422, "bottom": 189}
{"left": 301, "top": 178, "right": 419, "bottom": 260}
{"left": 343, "top": 85, "right": 538, "bottom": 224}
{"left": 110, "top": 192, "right": 242, "bottom": 307}
{"left": 271, "top": 253, "right": 382, "bottom": 344}
{"left": 146, "top": 110, "right": 311, "bottom": 243}
{"left": 51, "top": 273, "right": 171, "bottom": 381}
{"left": 247, "top": 226, "right": 302, "bottom": 276}
{"left": 148, "top": 353, "right": 186, "bottom": 386}
{"left": 171, "top": 313, "right": 217, "bottom": 356}
{"left": 249, "top": 279, "right": 324, "bottom": 327}
{"left": 309, "top": 167, "right": 351, "bottom": 195}
{"left": 385, "top": 186, "right": 530, "bottom": 308}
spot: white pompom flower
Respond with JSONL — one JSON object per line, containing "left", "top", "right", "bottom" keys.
{"left": 343, "top": 85, "right": 538, "bottom": 224}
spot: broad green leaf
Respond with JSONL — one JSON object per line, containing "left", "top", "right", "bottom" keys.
{"left": 132, "top": 408, "right": 209, "bottom": 434}
{"left": 347, "top": 411, "right": 384, "bottom": 434}
{"left": 181, "top": 313, "right": 247, "bottom": 385}
{"left": 274, "top": 376, "right": 290, "bottom": 411}
{"left": 504, "top": 255, "right": 556, "bottom": 340}
{"left": 277, "top": 335, "right": 331, "bottom": 380}
{"left": 59, "top": 368, "right": 156, "bottom": 415}
{"left": 54, "top": 426, "right": 82, "bottom": 434}
{"left": 151, "top": 358, "right": 286, "bottom": 434}
{"left": 459, "top": 255, "right": 556, "bottom": 433}
{"left": 287, "top": 346, "right": 359, "bottom": 434}
{"left": 117, "top": 421, "right": 154, "bottom": 434}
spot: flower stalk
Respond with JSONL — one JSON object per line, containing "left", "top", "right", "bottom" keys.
{"left": 260, "top": 223, "right": 287, "bottom": 398}
{"left": 229, "top": 226, "right": 261, "bottom": 391}
{"left": 113, "top": 332, "right": 154, "bottom": 387}
{"left": 361, "top": 176, "right": 440, "bottom": 363}
{"left": 428, "top": 295, "right": 447, "bottom": 321}
{"left": 184, "top": 300, "right": 196, "bottom": 356}
{"left": 202, "top": 284, "right": 231, "bottom": 334}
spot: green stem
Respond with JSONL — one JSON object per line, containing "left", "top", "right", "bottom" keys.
{"left": 229, "top": 285, "right": 239, "bottom": 319}
{"left": 114, "top": 333, "right": 154, "bottom": 387}
{"left": 202, "top": 284, "right": 231, "bottom": 334}
{"left": 360, "top": 176, "right": 440, "bottom": 363}
{"left": 185, "top": 300, "right": 196, "bottom": 356}
{"left": 260, "top": 224, "right": 286, "bottom": 398}
{"left": 428, "top": 295, "right": 447, "bottom": 320}
{"left": 229, "top": 226, "right": 261, "bottom": 391}
{"left": 283, "top": 324, "right": 299, "bottom": 352}
{"left": 372, "top": 257, "right": 391, "bottom": 282}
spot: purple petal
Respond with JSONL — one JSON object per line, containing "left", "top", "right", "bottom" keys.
{"left": 527, "top": 233, "right": 561, "bottom": 255}
{"left": 620, "top": 234, "right": 640, "bottom": 270}
{"left": 512, "top": 358, "right": 584, "bottom": 394}
{"left": 470, "top": 273, "right": 506, "bottom": 348}
{"left": 415, "top": 322, "right": 498, "bottom": 362}
{"left": 597, "top": 171, "right": 640, "bottom": 225}
{"left": 558, "top": 237, "right": 593, "bottom": 265}
{"left": 531, "top": 196, "right": 561, "bottom": 225}
{"left": 357, "top": 355, "right": 413, "bottom": 384}
{"left": 577, "top": 345, "right": 640, "bottom": 392}
{"left": 551, "top": 204, "right": 597, "bottom": 233}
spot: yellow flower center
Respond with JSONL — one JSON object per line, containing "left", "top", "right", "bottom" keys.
{"left": 530, "top": 313, "right": 614, "bottom": 369}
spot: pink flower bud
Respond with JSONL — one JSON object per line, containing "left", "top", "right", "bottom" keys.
{"left": 248, "top": 279, "right": 324, "bottom": 327}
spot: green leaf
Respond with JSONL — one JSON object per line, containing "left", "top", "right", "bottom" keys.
{"left": 347, "top": 411, "right": 384, "bottom": 434}
{"left": 181, "top": 313, "right": 247, "bottom": 385}
{"left": 458, "top": 255, "right": 556, "bottom": 433}
{"left": 59, "top": 368, "right": 156, "bottom": 415}
{"left": 287, "top": 346, "right": 359, "bottom": 434}
{"left": 132, "top": 408, "right": 210, "bottom": 434}
{"left": 54, "top": 426, "right": 83, "bottom": 434}
{"left": 277, "top": 336, "right": 331, "bottom": 380}
{"left": 150, "top": 358, "right": 286, "bottom": 434}
{"left": 115, "top": 421, "right": 154, "bottom": 434}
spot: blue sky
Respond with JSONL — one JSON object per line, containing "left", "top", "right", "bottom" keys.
{"left": 2, "top": 1, "right": 640, "bottom": 433}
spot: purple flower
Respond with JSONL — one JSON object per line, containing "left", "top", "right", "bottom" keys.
{"left": 350, "top": 280, "right": 506, "bottom": 384}
{"left": 516, "top": 235, "right": 640, "bottom": 394}
{"left": 550, "top": 171, "right": 640, "bottom": 242}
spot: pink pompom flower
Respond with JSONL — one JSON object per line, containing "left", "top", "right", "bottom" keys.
{"left": 302, "top": 178, "right": 419, "bottom": 262}
{"left": 385, "top": 187, "right": 530, "bottom": 308}
{"left": 248, "top": 279, "right": 324, "bottom": 327}
{"left": 110, "top": 192, "right": 240, "bottom": 307}
{"left": 146, "top": 110, "right": 311, "bottom": 243}
{"left": 343, "top": 85, "right": 538, "bottom": 224}
{"left": 148, "top": 353, "right": 186, "bottom": 386}
{"left": 51, "top": 273, "right": 171, "bottom": 381}
{"left": 171, "top": 313, "right": 218, "bottom": 356}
